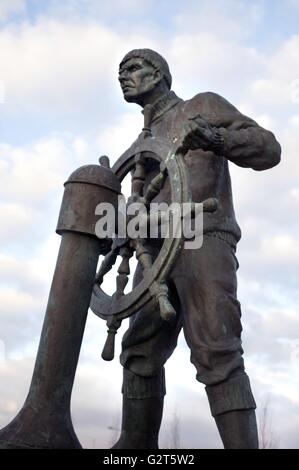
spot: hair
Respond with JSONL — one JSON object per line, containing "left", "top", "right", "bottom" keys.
{"left": 120, "top": 48, "right": 172, "bottom": 89}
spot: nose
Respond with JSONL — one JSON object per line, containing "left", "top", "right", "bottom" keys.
{"left": 118, "top": 70, "right": 128, "bottom": 83}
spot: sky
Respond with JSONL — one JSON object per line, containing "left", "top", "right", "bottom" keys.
{"left": 0, "top": 0, "right": 299, "bottom": 449}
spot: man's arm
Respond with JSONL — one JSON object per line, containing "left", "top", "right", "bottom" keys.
{"left": 181, "top": 92, "right": 281, "bottom": 171}
{"left": 215, "top": 107, "right": 281, "bottom": 171}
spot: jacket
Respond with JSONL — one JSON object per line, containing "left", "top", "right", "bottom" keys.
{"left": 145, "top": 90, "right": 281, "bottom": 241}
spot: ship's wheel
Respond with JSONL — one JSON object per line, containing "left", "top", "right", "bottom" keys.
{"left": 90, "top": 105, "right": 218, "bottom": 360}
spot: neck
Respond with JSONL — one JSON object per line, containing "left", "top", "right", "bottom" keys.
{"left": 137, "top": 81, "right": 170, "bottom": 108}
{"left": 141, "top": 90, "right": 182, "bottom": 124}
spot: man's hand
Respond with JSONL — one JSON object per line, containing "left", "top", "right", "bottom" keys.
{"left": 178, "top": 115, "right": 224, "bottom": 155}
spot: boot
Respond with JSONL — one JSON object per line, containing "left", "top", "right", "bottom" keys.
{"left": 206, "top": 374, "right": 258, "bottom": 449}
{"left": 215, "top": 409, "right": 259, "bottom": 449}
{"left": 112, "top": 368, "right": 165, "bottom": 449}
{"left": 112, "top": 396, "right": 164, "bottom": 449}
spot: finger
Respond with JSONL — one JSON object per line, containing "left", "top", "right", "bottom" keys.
{"left": 187, "top": 121, "right": 208, "bottom": 138}
{"left": 187, "top": 121, "right": 197, "bottom": 132}
{"left": 183, "top": 122, "right": 194, "bottom": 136}
{"left": 182, "top": 123, "right": 210, "bottom": 149}
{"left": 181, "top": 134, "right": 196, "bottom": 150}
{"left": 187, "top": 120, "right": 212, "bottom": 141}
{"left": 182, "top": 123, "right": 197, "bottom": 142}
{"left": 184, "top": 134, "right": 207, "bottom": 150}
{"left": 191, "top": 116, "right": 211, "bottom": 129}
{"left": 192, "top": 126, "right": 211, "bottom": 142}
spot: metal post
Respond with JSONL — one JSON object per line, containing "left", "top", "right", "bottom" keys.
{"left": 0, "top": 162, "right": 120, "bottom": 448}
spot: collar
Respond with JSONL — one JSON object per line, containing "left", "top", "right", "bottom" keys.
{"left": 142, "top": 91, "right": 182, "bottom": 123}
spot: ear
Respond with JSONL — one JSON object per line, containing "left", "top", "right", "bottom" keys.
{"left": 152, "top": 68, "right": 163, "bottom": 84}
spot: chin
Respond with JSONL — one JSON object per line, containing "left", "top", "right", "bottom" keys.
{"left": 123, "top": 92, "right": 138, "bottom": 103}
{"left": 124, "top": 95, "right": 136, "bottom": 103}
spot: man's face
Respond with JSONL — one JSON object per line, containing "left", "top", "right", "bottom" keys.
{"left": 118, "top": 57, "right": 160, "bottom": 103}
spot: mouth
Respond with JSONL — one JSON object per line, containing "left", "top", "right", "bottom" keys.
{"left": 122, "top": 84, "right": 134, "bottom": 93}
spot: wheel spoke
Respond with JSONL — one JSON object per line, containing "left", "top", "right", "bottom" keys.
{"left": 132, "top": 239, "right": 153, "bottom": 271}
{"left": 115, "top": 245, "right": 134, "bottom": 298}
{"left": 131, "top": 154, "right": 146, "bottom": 198}
{"left": 95, "top": 244, "right": 119, "bottom": 285}
{"left": 150, "top": 282, "right": 176, "bottom": 321}
{"left": 101, "top": 315, "right": 122, "bottom": 361}
{"left": 141, "top": 164, "right": 167, "bottom": 205}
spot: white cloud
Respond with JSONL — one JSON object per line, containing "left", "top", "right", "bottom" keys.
{"left": 0, "top": 202, "right": 37, "bottom": 243}
{"left": 0, "top": 17, "right": 160, "bottom": 122}
{"left": 288, "top": 187, "right": 299, "bottom": 202}
{"left": 0, "top": 235, "right": 59, "bottom": 293}
{"left": 249, "top": 35, "right": 299, "bottom": 109}
{"left": 289, "top": 115, "right": 299, "bottom": 127}
{"left": 169, "top": 32, "right": 263, "bottom": 100}
{"left": 0, "top": 136, "right": 90, "bottom": 254}
{"left": 96, "top": 112, "right": 142, "bottom": 163}
{"left": 0, "top": 20, "right": 118, "bottom": 113}
{"left": 173, "top": 0, "right": 265, "bottom": 39}
{"left": 46, "top": 0, "right": 155, "bottom": 21}
{"left": 0, "top": 286, "right": 40, "bottom": 315}
{"left": 0, "top": 139, "right": 71, "bottom": 204}
{"left": 261, "top": 235, "right": 299, "bottom": 263}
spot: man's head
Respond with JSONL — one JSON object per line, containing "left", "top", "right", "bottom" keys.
{"left": 118, "top": 49, "right": 172, "bottom": 106}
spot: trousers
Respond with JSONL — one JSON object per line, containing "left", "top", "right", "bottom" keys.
{"left": 120, "top": 232, "right": 256, "bottom": 416}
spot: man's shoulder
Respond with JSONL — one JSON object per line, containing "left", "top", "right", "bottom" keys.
{"left": 183, "top": 91, "right": 240, "bottom": 117}
{"left": 189, "top": 91, "right": 223, "bottom": 102}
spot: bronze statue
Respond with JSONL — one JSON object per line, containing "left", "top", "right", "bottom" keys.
{"left": 107, "top": 48, "right": 281, "bottom": 449}
{"left": 0, "top": 48, "right": 281, "bottom": 450}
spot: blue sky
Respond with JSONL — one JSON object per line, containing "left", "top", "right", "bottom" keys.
{"left": 0, "top": 0, "right": 299, "bottom": 449}
{"left": 16, "top": 0, "right": 299, "bottom": 41}
{"left": 4, "top": 0, "right": 299, "bottom": 45}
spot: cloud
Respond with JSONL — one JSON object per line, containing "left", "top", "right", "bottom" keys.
{"left": 0, "top": 20, "right": 119, "bottom": 113}
{"left": 46, "top": 0, "right": 155, "bottom": 20}
{"left": 0, "top": 16, "right": 161, "bottom": 137}
{"left": 173, "top": 0, "right": 265, "bottom": 39}
{"left": 0, "top": 0, "right": 25, "bottom": 22}
{"left": 96, "top": 112, "right": 142, "bottom": 163}
{"left": 249, "top": 34, "right": 299, "bottom": 111}
{"left": 0, "top": 202, "right": 38, "bottom": 244}
{"left": 0, "top": 138, "right": 83, "bottom": 205}
{"left": 0, "top": 236, "right": 59, "bottom": 295}
{"left": 168, "top": 32, "right": 263, "bottom": 102}
{"left": 0, "top": 359, "right": 33, "bottom": 424}
{"left": 0, "top": 136, "right": 86, "bottom": 256}
{"left": 261, "top": 235, "right": 299, "bottom": 264}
